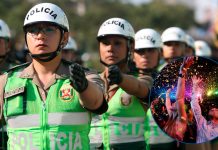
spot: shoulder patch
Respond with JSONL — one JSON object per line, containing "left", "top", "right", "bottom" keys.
{"left": 4, "top": 86, "right": 25, "bottom": 98}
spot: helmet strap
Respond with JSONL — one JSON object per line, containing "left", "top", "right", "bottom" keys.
{"left": 31, "top": 47, "right": 61, "bottom": 62}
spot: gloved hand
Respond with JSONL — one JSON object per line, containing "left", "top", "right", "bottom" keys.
{"left": 69, "top": 63, "right": 88, "bottom": 93}
{"left": 108, "top": 65, "right": 123, "bottom": 85}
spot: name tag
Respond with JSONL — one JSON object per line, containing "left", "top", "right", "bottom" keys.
{"left": 4, "top": 86, "right": 25, "bottom": 99}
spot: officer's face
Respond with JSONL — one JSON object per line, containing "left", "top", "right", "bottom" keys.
{"left": 26, "top": 23, "right": 62, "bottom": 55}
{"left": 162, "top": 41, "right": 185, "bottom": 59}
{"left": 99, "top": 35, "right": 128, "bottom": 65}
{"left": 133, "top": 48, "right": 159, "bottom": 69}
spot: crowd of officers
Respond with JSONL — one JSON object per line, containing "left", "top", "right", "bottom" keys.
{"left": 0, "top": 2, "right": 217, "bottom": 150}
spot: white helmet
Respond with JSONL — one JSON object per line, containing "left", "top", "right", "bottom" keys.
{"left": 23, "top": 3, "right": 69, "bottom": 31}
{"left": 97, "top": 17, "right": 135, "bottom": 40}
{"left": 63, "top": 36, "right": 78, "bottom": 51}
{"left": 0, "top": 19, "right": 11, "bottom": 39}
{"left": 186, "top": 34, "right": 195, "bottom": 49}
{"left": 194, "top": 40, "right": 212, "bottom": 57}
{"left": 135, "top": 28, "right": 162, "bottom": 49}
{"left": 161, "top": 27, "right": 186, "bottom": 43}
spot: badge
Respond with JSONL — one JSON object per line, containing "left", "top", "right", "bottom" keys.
{"left": 120, "top": 92, "right": 132, "bottom": 106}
{"left": 59, "top": 84, "right": 74, "bottom": 102}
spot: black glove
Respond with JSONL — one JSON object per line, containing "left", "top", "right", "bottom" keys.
{"left": 108, "top": 65, "right": 123, "bottom": 85}
{"left": 69, "top": 63, "right": 88, "bottom": 93}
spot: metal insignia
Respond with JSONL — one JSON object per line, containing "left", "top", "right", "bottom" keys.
{"left": 59, "top": 84, "right": 74, "bottom": 102}
{"left": 120, "top": 92, "right": 132, "bottom": 106}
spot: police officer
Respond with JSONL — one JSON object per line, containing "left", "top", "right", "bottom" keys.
{"left": 0, "top": 19, "right": 14, "bottom": 75}
{"left": 158, "top": 27, "right": 187, "bottom": 71}
{"left": 62, "top": 36, "right": 83, "bottom": 65}
{"left": 194, "top": 40, "right": 212, "bottom": 58}
{"left": 0, "top": 19, "right": 12, "bottom": 150}
{"left": 133, "top": 28, "right": 178, "bottom": 150}
{"left": 133, "top": 28, "right": 162, "bottom": 76}
{"left": 0, "top": 3, "right": 107, "bottom": 150}
{"left": 89, "top": 17, "right": 153, "bottom": 150}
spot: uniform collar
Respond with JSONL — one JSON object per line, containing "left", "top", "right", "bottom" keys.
{"left": 18, "top": 63, "right": 35, "bottom": 78}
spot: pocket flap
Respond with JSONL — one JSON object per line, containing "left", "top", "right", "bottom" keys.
{"left": 4, "top": 86, "right": 25, "bottom": 99}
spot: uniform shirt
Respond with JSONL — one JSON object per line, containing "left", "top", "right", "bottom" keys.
{"left": 191, "top": 96, "right": 218, "bottom": 143}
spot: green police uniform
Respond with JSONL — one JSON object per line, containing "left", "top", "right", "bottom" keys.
{"left": 0, "top": 61, "right": 103, "bottom": 150}
{"left": 90, "top": 88, "right": 146, "bottom": 150}
{"left": 89, "top": 72, "right": 152, "bottom": 150}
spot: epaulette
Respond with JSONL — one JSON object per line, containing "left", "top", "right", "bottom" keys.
{"left": 5, "top": 62, "right": 31, "bottom": 73}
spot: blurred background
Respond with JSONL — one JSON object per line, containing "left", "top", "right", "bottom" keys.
{"left": 0, "top": 0, "right": 217, "bottom": 70}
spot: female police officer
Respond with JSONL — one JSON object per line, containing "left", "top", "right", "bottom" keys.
{"left": 0, "top": 3, "right": 107, "bottom": 150}
{"left": 89, "top": 17, "right": 153, "bottom": 150}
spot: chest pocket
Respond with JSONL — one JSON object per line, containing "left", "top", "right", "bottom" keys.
{"left": 4, "top": 86, "right": 26, "bottom": 117}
